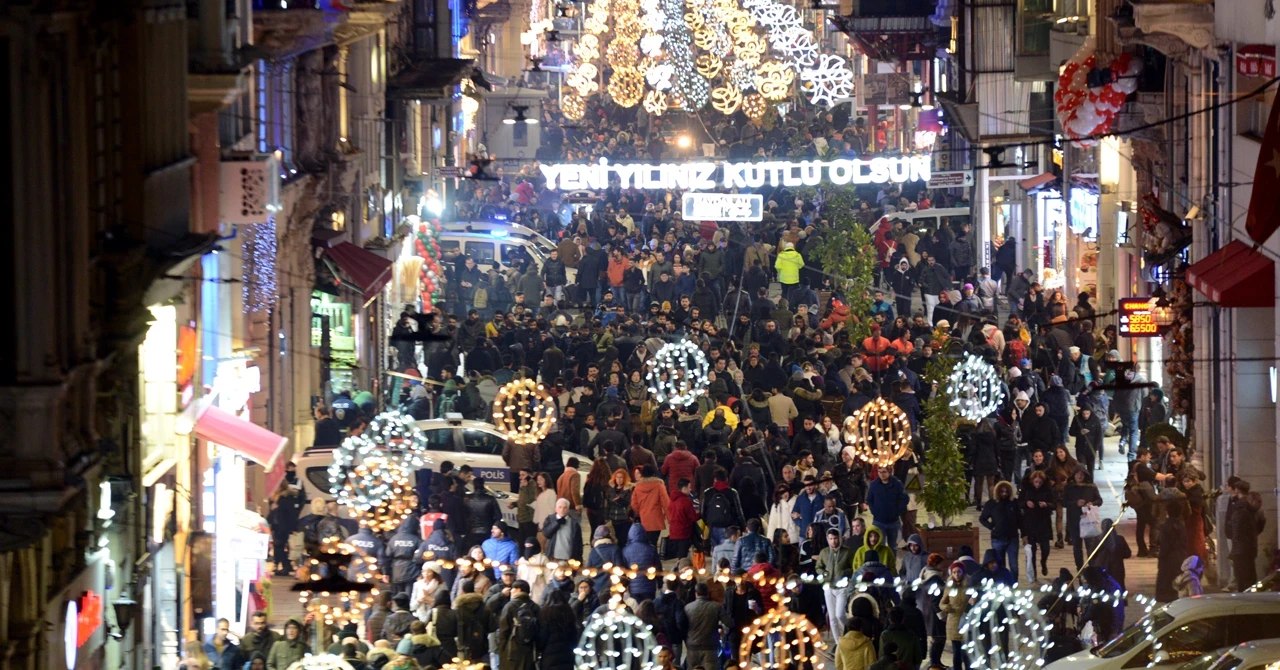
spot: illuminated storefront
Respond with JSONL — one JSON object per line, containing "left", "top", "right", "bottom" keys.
{"left": 311, "top": 292, "right": 358, "bottom": 394}
{"left": 1035, "top": 185, "right": 1099, "bottom": 295}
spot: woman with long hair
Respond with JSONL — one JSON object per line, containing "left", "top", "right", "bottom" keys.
{"left": 771, "top": 528, "right": 799, "bottom": 574}
{"left": 798, "top": 522, "right": 823, "bottom": 575}
{"left": 532, "top": 472, "right": 558, "bottom": 547}
{"left": 182, "top": 642, "right": 212, "bottom": 670}
{"left": 1047, "top": 446, "right": 1080, "bottom": 549}
{"left": 538, "top": 589, "right": 581, "bottom": 670}
{"left": 820, "top": 416, "right": 842, "bottom": 462}
{"left": 583, "top": 458, "right": 613, "bottom": 537}
{"left": 607, "top": 468, "right": 635, "bottom": 547}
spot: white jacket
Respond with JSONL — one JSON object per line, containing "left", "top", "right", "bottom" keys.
{"left": 767, "top": 499, "right": 800, "bottom": 543}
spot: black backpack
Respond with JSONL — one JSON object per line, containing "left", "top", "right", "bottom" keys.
{"left": 703, "top": 489, "right": 736, "bottom": 527}
{"left": 513, "top": 601, "right": 539, "bottom": 646}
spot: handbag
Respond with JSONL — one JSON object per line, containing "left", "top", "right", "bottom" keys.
{"left": 1079, "top": 505, "right": 1102, "bottom": 539}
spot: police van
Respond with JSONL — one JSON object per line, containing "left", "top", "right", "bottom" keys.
{"left": 294, "top": 416, "right": 588, "bottom": 524}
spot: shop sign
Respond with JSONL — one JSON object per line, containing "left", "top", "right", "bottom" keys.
{"left": 927, "top": 170, "right": 973, "bottom": 188}
{"left": 1118, "top": 297, "right": 1160, "bottom": 337}
{"left": 1237, "top": 45, "right": 1276, "bottom": 78}
{"left": 539, "top": 156, "right": 932, "bottom": 191}
{"left": 681, "top": 193, "right": 763, "bottom": 221}
{"left": 64, "top": 591, "right": 104, "bottom": 668}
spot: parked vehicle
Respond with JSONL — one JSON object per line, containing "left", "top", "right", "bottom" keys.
{"left": 1045, "top": 594, "right": 1280, "bottom": 669}
{"left": 1200, "top": 638, "right": 1280, "bottom": 669}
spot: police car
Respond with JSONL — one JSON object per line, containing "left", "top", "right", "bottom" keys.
{"left": 294, "top": 416, "right": 588, "bottom": 526}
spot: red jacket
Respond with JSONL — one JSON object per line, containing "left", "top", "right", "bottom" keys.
{"left": 861, "top": 335, "right": 896, "bottom": 372}
{"left": 660, "top": 449, "right": 700, "bottom": 496}
{"left": 667, "top": 491, "right": 699, "bottom": 540}
{"left": 746, "top": 562, "right": 781, "bottom": 608}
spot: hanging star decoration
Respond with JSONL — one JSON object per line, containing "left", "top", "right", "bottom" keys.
{"left": 491, "top": 378, "right": 558, "bottom": 445}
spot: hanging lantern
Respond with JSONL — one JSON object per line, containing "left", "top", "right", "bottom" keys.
{"left": 1151, "top": 291, "right": 1177, "bottom": 328}
{"left": 843, "top": 397, "right": 912, "bottom": 467}
{"left": 947, "top": 353, "right": 1005, "bottom": 421}
{"left": 645, "top": 340, "right": 711, "bottom": 407}
{"left": 491, "top": 378, "right": 558, "bottom": 445}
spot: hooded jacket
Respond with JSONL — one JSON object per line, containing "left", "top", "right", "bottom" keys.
{"left": 266, "top": 622, "right": 310, "bottom": 670}
{"left": 972, "top": 549, "right": 1015, "bottom": 589}
{"left": 851, "top": 526, "right": 897, "bottom": 573}
{"left": 345, "top": 527, "right": 386, "bottom": 582}
{"left": 835, "top": 629, "right": 877, "bottom": 670}
{"left": 938, "top": 571, "right": 971, "bottom": 641}
{"left": 453, "top": 591, "right": 495, "bottom": 660}
{"left": 1017, "top": 477, "right": 1056, "bottom": 541}
{"left": 1174, "top": 555, "right": 1205, "bottom": 597}
{"left": 622, "top": 524, "right": 660, "bottom": 598}
{"left": 630, "top": 475, "right": 671, "bottom": 531}
{"left": 775, "top": 246, "right": 805, "bottom": 285}
{"left": 898, "top": 535, "right": 928, "bottom": 583}
{"left": 979, "top": 482, "right": 1020, "bottom": 541}
{"left": 917, "top": 565, "right": 946, "bottom": 637}
{"left": 586, "top": 537, "right": 625, "bottom": 594}
{"left": 668, "top": 489, "right": 699, "bottom": 541}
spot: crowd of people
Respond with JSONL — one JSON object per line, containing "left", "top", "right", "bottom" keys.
{"left": 202, "top": 88, "right": 1260, "bottom": 670}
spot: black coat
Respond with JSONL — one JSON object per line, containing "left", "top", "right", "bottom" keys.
{"left": 980, "top": 496, "right": 1020, "bottom": 542}
{"left": 1155, "top": 518, "right": 1188, "bottom": 602}
{"left": 1017, "top": 481, "right": 1056, "bottom": 542}
{"left": 537, "top": 614, "right": 580, "bottom": 670}
{"left": 1061, "top": 480, "right": 1103, "bottom": 543}
{"left": 968, "top": 425, "right": 1000, "bottom": 477}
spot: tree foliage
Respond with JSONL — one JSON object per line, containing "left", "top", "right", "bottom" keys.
{"left": 918, "top": 355, "right": 969, "bottom": 527}
{"left": 807, "top": 185, "right": 877, "bottom": 342}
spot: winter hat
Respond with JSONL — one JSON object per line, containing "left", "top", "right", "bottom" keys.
{"left": 444, "top": 379, "right": 458, "bottom": 391}
{"left": 410, "top": 385, "right": 428, "bottom": 400}
{"left": 783, "top": 242, "right": 795, "bottom": 250}
{"left": 594, "top": 526, "right": 613, "bottom": 540}
{"left": 1050, "top": 375, "right": 1062, "bottom": 386}
{"left": 1008, "top": 367, "right": 1022, "bottom": 379}
{"left": 1015, "top": 390, "right": 1030, "bottom": 403}
{"left": 963, "top": 283, "right": 974, "bottom": 291}
{"left": 1068, "top": 346, "right": 1081, "bottom": 356}
{"left": 936, "top": 320, "right": 950, "bottom": 330}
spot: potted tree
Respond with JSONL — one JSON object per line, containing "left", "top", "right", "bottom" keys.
{"left": 916, "top": 356, "right": 981, "bottom": 558}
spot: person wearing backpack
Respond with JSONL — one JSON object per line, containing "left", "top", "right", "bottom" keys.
{"left": 700, "top": 469, "right": 745, "bottom": 549}
{"left": 498, "top": 579, "right": 541, "bottom": 670}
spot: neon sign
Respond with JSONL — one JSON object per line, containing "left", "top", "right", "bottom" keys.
{"left": 1118, "top": 297, "right": 1160, "bottom": 337}
{"left": 538, "top": 156, "right": 932, "bottom": 191}
{"left": 64, "top": 591, "right": 103, "bottom": 668}
{"left": 681, "top": 193, "right": 763, "bottom": 221}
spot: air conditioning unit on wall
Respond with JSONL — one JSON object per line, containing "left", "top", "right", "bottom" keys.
{"left": 219, "top": 153, "right": 282, "bottom": 224}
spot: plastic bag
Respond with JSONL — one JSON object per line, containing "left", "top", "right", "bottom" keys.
{"left": 1080, "top": 505, "right": 1102, "bottom": 539}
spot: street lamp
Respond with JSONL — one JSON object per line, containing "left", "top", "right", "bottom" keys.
{"left": 1150, "top": 288, "right": 1176, "bottom": 329}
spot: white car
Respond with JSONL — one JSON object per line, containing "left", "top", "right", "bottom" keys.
{"left": 294, "top": 417, "right": 587, "bottom": 525}
{"left": 441, "top": 221, "right": 558, "bottom": 254}
{"left": 1200, "top": 638, "right": 1280, "bottom": 669}
{"left": 436, "top": 230, "right": 576, "bottom": 284}
{"left": 1046, "top": 594, "right": 1280, "bottom": 669}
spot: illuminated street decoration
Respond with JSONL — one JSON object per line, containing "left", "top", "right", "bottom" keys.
{"left": 574, "top": 608, "right": 661, "bottom": 670}
{"left": 737, "top": 608, "right": 827, "bottom": 670}
{"left": 491, "top": 378, "right": 558, "bottom": 444}
{"left": 947, "top": 354, "right": 1005, "bottom": 421}
{"left": 843, "top": 398, "right": 913, "bottom": 467}
{"left": 800, "top": 54, "right": 855, "bottom": 107}
{"left": 539, "top": 156, "right": 932, "bottom": 191}
{"left": 646, "top": 340, "right": 711, "bottom": 407}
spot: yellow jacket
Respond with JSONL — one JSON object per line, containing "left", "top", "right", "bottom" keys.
{"left": 775, "top": 247, "right": 805, "bottom": 285}
{"left": 701, "top": 406, "right": 740, "bottom": 429}
{"left": 835, "top": 630, "right": 877, "bottom": 670}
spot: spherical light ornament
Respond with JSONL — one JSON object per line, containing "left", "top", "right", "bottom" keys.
{"left": 643, "top": 89, "right": 668, "bottom": 115}
{"left": 607, "top": 68, "right": 645, "bottom": 108}
{"left": 728, "top": 61, "right": 757, "bottom": 91}
{"left": 711, "top": 85, "right": 743, "bottom": 115}
{"left": 575, "top": 608, "right": 660, "bottom": 670}
{"left": 645, "top": 340, "right": 711, "bottom": 407}
{"left": 947, "top": 353, "right": 1005, "bottom": 421}
{"left": 961, "top": 586, "right": 1050, "bottom": 670}
{"left": 354, "top": 457, "right": 416, "bottom": 532}
{"left": 844, "top": 397, "right": 912, "bottom": 467}
{"left": 295, "top": 539, "right": 381, "bottom": 630}
{"left": 562, "top": 94, "right": 587, "bottom": 120}
{"left": 742, "top": 93, "right": 767, "bottom": 119}
{"left": 328, "top": 411, "right": 426, "bottom": 508}
{"left": 607, "top": 41, "right": 640, "bottom": 70}
{"left": 491, "top": 378, "right": 558, "bottom": 445}
{"left": 737, "top": 608, "right": 826, "bottom": 670}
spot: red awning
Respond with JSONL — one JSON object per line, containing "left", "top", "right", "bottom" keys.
{"left": 1185, "top": 240, "right": 1275, "bottom": 307}
{"left": 325, "top": 242, "right": 393, "bottom": 305}
{"left": 1019, "top": 172, "right": 1057, "bottom": 192}
{"left": 194, "top": 405, "right": 290, "bottom": 471}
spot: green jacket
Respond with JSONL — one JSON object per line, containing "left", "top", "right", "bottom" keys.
{"left": 266, "top": 638, "right": 310, "bottom": 670}
{"left": 775, "top": 248, "right": 805, "bottom": 285}
{"left": 516, "top": 481, "right": 537, "bottom": 524}
{"left": 817, "top": 545, "right": 857, "bottom": 585}
{"left": 699, "top": 247, "right": 726, "bottom": 279}
{"left": 879, "top": 624, "right": 924, "bottom": 669}
{"left": 851, "top": 525, "right": 897, "bottom": 572}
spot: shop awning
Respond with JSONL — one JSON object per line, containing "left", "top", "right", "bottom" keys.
{"left": 1019, "top": 172, "right": 1057, "bottom": 192}
{"left": 324, "top": 241, "right": 393, "bottom": 304}
{"left": 1185, "top": 240, "right": 1275, "bottom": 307}
{"left": 193, "top": 405, "right": 289, "bottom": 471}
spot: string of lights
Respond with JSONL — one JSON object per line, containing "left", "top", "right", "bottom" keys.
{"left": 843, "top": 397, "right": 913, "bottom": 467}
{"left": 644, "top": 339, "right": 711, "bottom": 407}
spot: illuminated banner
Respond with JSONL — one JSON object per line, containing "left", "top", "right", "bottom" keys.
{"left": 539, "top": 156, "right": 932, "bottom": 191}
{"left": 1118, "top": 297, "right": 1160, "bottom": 337}
{"left": 682, "top": 193, "right": 763, "bottom": 221}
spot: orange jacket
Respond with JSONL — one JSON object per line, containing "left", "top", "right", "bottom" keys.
{"left": 862, "top": 335, "right": 896, "bottom": 372}
{"left": 556, "top": 468, "right": 582, "bottom": 509}
{"left": 630, "top": 477, "right": 670, "bottom": 531}
{"left": 607, "top": 256, "right": 631, "bottom": 287}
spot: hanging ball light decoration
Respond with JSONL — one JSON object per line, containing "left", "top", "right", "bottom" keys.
{"left": 562, "top": 94, "right": 587, "bottom": 120}
{"left": 608, "top": 68, "right": 645, "bottom": 108}
{"left": 844, "top": 397, "right": 912, "bottom": 467}
{"left": 354, "top": 456, "right": 417, "bottom": 532}
{"left": 294, "top": 539, "right": 380, "bottom": 630}
{"left": 737, "top": 608, "right": 826, "bottom": 670}
{"left": 645, "top": 340, "right": 711, "bottom": 407}
{"left": 574, "top": 608, "right": 661, "bottom": 670}
{"left": 328, "top": 411, "right": 425, "bottom": 510}
{"left": 742, "top": 93, "right": 768, "bottom": 119}
{"left": 960, "top": 585, "right": 1051, "bottom": 670}
{"left": 947, "top": 353, "right": 1005, "bottom": 421}
{"left": 491, "top": 378, "right": 558, "bottom": 445}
